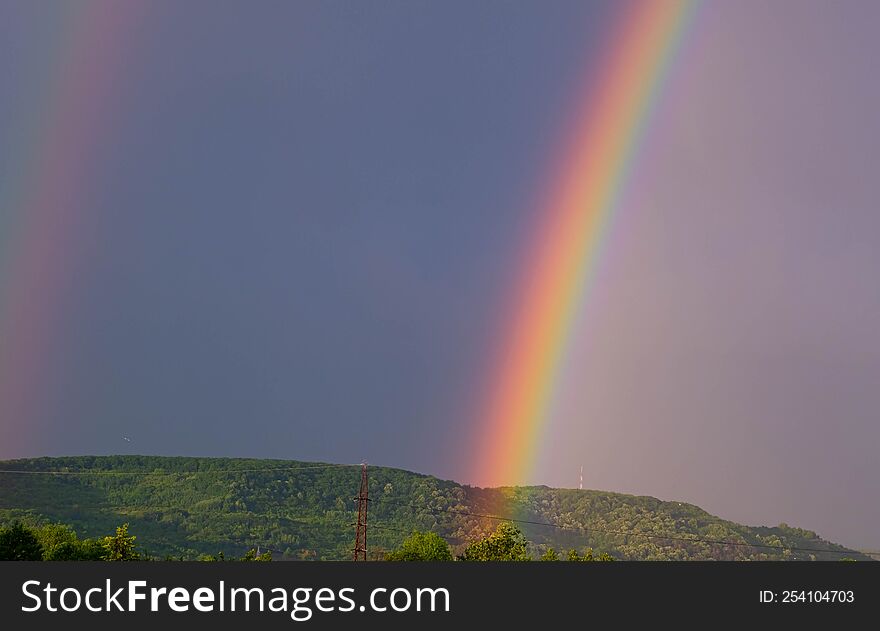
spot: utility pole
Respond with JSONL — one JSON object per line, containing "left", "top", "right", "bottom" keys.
{"left": 353, "top": 463, "right": 368, "bottom": 561}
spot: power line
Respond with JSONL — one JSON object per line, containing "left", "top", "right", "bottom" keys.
{"left": 364, "top": 522, "right": 413, "bottom": 535}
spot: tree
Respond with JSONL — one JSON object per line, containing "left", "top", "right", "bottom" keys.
{"left": 58, "top": 539, "right": 105, "bottom": 561}
{"left": 34, "top": 523, "right": 77, "bottom": 557}
{"left": 540, "top": 548, "right": 560, "bottom": 561}
{"left": 240, "top": 548, "right": 272, "bottom": 561}
{"left": 34, "top": 523, "right": 101, "bottom": 561}
{"left": 569, "top": 548, "right": 593, "bottom": 561}
{"left": 566, "top": 547, "right": 613, "bottom": 562}
{"left": 199, "top": 552, "right": 226, "bottom": 562}
{"left": 459, "top": 523, "right": 530, "bottom": 561}
{"left": 385, "top": 531, "right": 453, "bottom": 561}
{"left": 102, "top": 524, "right": 140, "bottom": 561}
{"left": 0, "top": 522, "right": 43, "bottom": 560}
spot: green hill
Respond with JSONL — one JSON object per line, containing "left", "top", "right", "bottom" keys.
{"left": 0, "top": 455, "right": 867, "bottom": 561}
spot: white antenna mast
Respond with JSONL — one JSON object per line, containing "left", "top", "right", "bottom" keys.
{"left": 579, "top": 464, "right": 583, "bottom": 490}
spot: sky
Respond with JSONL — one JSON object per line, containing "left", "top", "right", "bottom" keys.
{"left": 1, "top": 0, "right": 878, "bottom": 549}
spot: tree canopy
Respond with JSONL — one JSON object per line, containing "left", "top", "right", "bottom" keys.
{"left": 0, "top": 522, "right": 43, "bottom": 561}
{"left": 102, "top": 523, "right": 140, "bottom": 561}
{"left": 459, "top": 523, "right": 531, "bottom": 561}
{"left": 385, "top": 531, "right": 453, "bottom": 561}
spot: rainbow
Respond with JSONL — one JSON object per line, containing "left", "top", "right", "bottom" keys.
{"left": 0, "top": 2, "right": 145, "bottom": 456}
{"left": 473, "top": 0, "right": 700, "bottom": 487}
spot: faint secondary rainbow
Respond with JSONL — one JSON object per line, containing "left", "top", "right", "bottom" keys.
{"left": 0, "top": 2, "right": 145, "bottom": 456}
{"left": 473, "top": 0, "right": 700, "bottom": 487}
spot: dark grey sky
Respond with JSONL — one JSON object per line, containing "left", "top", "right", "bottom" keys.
{"left": 1, "top": 1, "right": 878, "bottom": 549}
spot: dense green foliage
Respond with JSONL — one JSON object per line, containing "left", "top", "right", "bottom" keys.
{"left": 0, "top": 456, "right": 868, "bottom": 561}
{"left": 102, "top": 524, "right": 140, "bottom": 561}
{"left": 36, "top": 524, "right": 84, "bottom": 560}
{"left": 561, "top": 547, "right": 614, "bottom": 562}
{"left": 541, "top": 545, "right": 613, "bottom": 561}
{"left": 0, "top": 520, "right": 126, "bottom": 561}
{"left": 0, "top": 520, "right": 274, "bottom": 562}
{"left": 35, "top": 522, "right": 105, "bottom": 560}
{"left": 385, "top": 531, "right": 453, "bottom": 561}
{"left": 459, "top": 523, "right": 531, "bottom": 561}
{"left": 0, "top": 522, "right": 44, "bottom": 560}
{"left": 540, "top": 547, "right": 560, "bottom": 561}
{"left": 239, "top": 548, "right": 273, "bottom": 562}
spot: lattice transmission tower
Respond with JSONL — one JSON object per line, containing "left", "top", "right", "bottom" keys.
{"left": 353, "top": 463, "right": 368, "bottom": 561}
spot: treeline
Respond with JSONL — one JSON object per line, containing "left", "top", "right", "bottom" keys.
{"left": 386, "top": 524, "right": 614, "bottom": 561}
{"left": 0, "top": 519, "right": 613, "bottom": 562}
{"left": 0, "top": 522, "right": 270, "bottom": 562}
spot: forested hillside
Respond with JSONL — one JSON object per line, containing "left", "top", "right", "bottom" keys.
{"left": 0, "top": 456, "right": 867, "bottom": 560}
